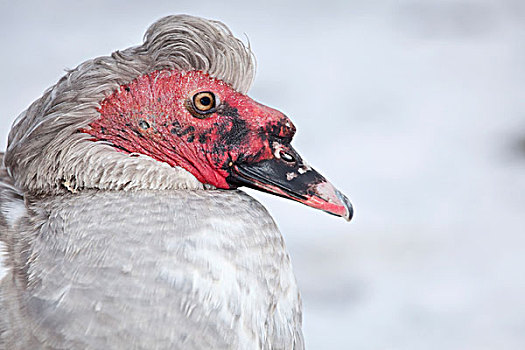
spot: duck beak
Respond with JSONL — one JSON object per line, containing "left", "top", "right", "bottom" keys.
{"left": 230, "top": 146, "right": 353, "bottom": 221}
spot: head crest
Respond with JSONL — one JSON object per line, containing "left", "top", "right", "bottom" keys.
{"left": 5, "top": 15, "right": 255, "bottom": 194}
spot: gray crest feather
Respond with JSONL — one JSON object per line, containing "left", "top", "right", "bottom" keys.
{"left": 5, "top": 15, "right": 256, "bottom": 195}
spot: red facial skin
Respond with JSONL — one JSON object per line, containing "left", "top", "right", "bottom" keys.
{"left": 82, "top": 69, "right": 353, "bottom": 221}
{"left": 83, "top": 70, "right": 295, "bottom": 189}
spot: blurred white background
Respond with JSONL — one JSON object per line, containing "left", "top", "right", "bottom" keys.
{"left": 1, "top": 0, "right": 524, "bottom": 348}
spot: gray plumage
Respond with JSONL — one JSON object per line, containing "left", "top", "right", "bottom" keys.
{"left": 5, "top": 15, "right": 255, "bottom": 195}
{"left": 0, "top": 15, "right": 303, "bottom": 349}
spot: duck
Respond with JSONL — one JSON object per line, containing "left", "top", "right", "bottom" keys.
{"left": 0, "top": 15, "right": 352, "bottom": 349}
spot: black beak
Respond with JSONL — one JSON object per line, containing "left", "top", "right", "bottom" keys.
{"left": 229, "top": 145, "right": 353, "bottom": 221}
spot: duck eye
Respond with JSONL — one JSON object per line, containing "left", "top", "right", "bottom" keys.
{"left": 192, "top": 91, "right": 216, "bottom": 113}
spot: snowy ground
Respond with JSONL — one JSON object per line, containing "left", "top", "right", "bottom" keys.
{"left": 1, "top": 1, "right": 524, "bottom": 349}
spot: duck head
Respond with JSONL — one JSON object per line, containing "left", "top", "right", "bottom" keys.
{"left": 83, "top": 69, "right": 353, "bottom": 221}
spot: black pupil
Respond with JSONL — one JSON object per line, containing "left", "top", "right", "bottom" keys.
{"left": 200, "top": 96, "right": 211, "bottom": 106}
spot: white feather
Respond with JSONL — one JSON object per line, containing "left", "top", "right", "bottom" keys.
{"left": 0, "top": 196, "right": 26, "bottom": 228}
{"left": 0, "top": 241, "right": 7, "bottom": 280}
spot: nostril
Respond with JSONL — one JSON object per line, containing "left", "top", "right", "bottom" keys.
{"left": 279, "top": 150, "right": 295, "bottom": 163}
